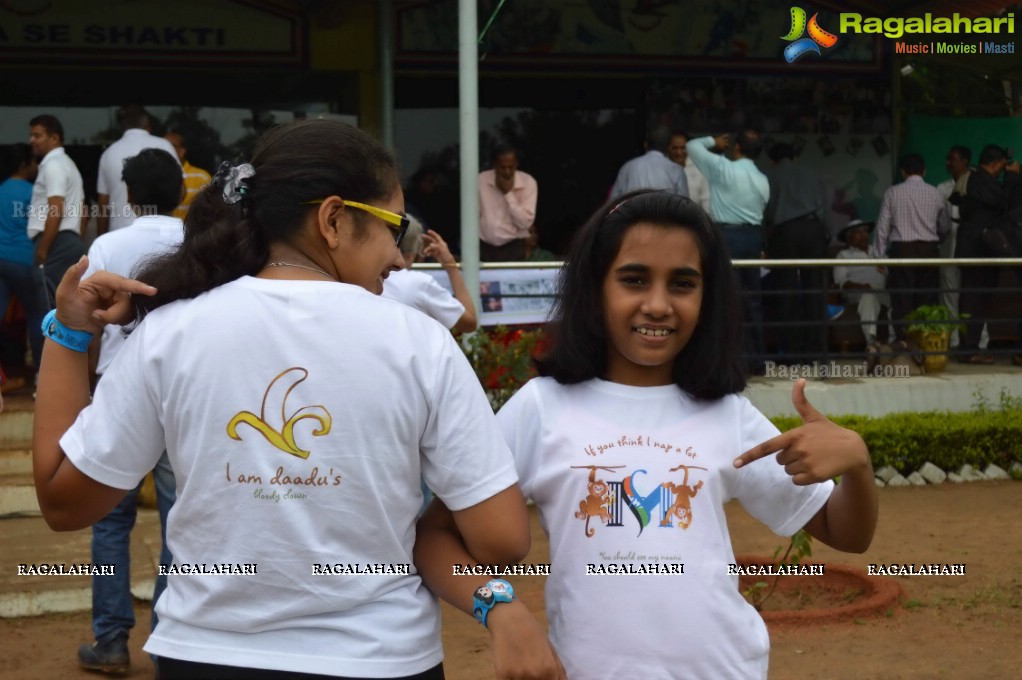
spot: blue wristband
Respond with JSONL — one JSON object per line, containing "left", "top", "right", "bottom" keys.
{"left": 41, "top": 309, "right": 94, "bottom": 353}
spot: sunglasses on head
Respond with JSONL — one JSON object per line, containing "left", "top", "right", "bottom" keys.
{"left": 303, "top": 198, "right": 409, "bottom": 247}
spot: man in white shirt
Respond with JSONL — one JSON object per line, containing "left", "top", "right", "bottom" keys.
{"left": 668, "top": 130, "right": 711, "bottom": 212}
{"left": 28, "top": 114, "right": 86, "bottom": 309}
{"left": 834, "top": 220, "right": 892, "bottom": 345}
{"left": 96, "top": 104, "right": 180, "bottom": 235}
{"left": 77, "top": 148, "right": 183, "bottom": 675}
{"left": 478, "top": 145, "right": 538, "bottom": 261}
{"left": 936, "top": 145, "right": 971, "bottom": 347}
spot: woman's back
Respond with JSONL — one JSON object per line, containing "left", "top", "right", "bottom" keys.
{"left": 63, "top": 277, "right": 516, "bottom": 675}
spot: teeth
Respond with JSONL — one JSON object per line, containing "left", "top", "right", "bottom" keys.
{"left": 637, "top": 328, "right": 671, "bottom": 337}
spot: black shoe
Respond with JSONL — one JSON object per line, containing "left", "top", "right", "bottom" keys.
{"left": 78, "top": 634, "right": 130, "bottom": 676}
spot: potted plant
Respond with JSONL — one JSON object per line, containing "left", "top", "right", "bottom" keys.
{"left": 904, "top": 305, "right": 967, "bottom": 373}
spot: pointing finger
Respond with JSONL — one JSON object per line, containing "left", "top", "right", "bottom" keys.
{"left": 734, "top": 431, "right": 792, "bottom": 468}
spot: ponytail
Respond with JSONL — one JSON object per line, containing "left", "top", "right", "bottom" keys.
{"left": 132, "top": 119, "right": 399, "bottom": 319}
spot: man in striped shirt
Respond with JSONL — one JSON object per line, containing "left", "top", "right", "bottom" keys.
{"left": 870, "top": 153, "right": 950, "bottom": 340}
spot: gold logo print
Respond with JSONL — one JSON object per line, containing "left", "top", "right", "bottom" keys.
{"left": 226, "top": 367, "right": 332, "bottom": 459}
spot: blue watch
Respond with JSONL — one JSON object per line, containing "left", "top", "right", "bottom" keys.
{"left": 472, "top": 578, "right": 514, "bottom": 628}
{"left": 41, "top": 309, "right": 94, "bottom": 353}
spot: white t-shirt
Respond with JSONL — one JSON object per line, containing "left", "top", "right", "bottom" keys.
{"left": 84, "top": 214, "right": 184, "bottom": 374}
{"left": 381, "top": 268, "right": 465, "bottom": 330}
{"left": 28, "top": 147, "right": 85, "bottom": 239}
{"left": 498, "top": 377, "right": 833, "bottom": 680}
{"left": 60, "top": 277, "right": 518, "bottom": 677}
{"left": 97, "top": 130, "right": 181, "bottom": 231}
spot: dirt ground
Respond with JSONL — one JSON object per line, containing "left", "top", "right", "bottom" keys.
{"left": 2, "top": 482, "right": 1020, "bottom": 680}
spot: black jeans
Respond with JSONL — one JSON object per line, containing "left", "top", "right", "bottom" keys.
{"left": 955, "top": 226, "right": 999, "bottom": 351}
{"left": 767, "top": 215, "right": 829, "bottom": 361}
{"left": 32, "top": 230, "right": 85, "bottom": 310}
{"left": 720, "top": 223, "right": 766, "bottom": 371}
{"left": 887, "top": 241, "right": 940, "bottom": 339}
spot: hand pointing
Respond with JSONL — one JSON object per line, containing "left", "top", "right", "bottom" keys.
{"left": 733, "top": 378, "right": 869, "bottom": 486}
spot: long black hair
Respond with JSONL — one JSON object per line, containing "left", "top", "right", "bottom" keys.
{"left": 535, "top": 189, "right": 747, "bottom": 400}
{"left": 133, "top": 119, "right": 399, "bottom": 318}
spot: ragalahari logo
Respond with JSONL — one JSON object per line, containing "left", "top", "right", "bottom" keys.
{"left": 781, "top": 7, "right": 838, "bottom": 62}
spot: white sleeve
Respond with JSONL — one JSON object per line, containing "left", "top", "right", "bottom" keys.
{"left": 59, "top": 320, "right": 166, "bottom": 490}
{"left": 418, "top": 276, "right": 466, "bottom": 330}
{"left": 732, "top": 397, "right": 833, "bottom": 537}
{"left": 833, "top": 250, "right": 851, "bottom": 287}
{"left": 419, "top": 333, "right": 518, "bottom": 511}
{"left": 96, "top": 150, "right": 112, "bottom": 195}
{"left": 495, "top": 380, "right": 540, "bottom": 501}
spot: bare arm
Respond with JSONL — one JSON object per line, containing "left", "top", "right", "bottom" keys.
{"left": 414, "top": 489, "right": 565, "bottom": 679}
{"left": 733, "top": 379, "right": 878, "bottom": 553}
{"left": 33, "top": 257, "right": 158, "bottom": 530}
{"left": 422, "top": 230, "right": 477, "bottom": 333}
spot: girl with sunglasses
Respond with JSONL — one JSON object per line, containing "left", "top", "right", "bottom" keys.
{"left": 33, "top": 120, "right": 558, "bottom": 679}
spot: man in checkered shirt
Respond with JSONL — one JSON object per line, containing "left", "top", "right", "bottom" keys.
{"left": 870, "top": 153, "right": 950, "bottom": 340}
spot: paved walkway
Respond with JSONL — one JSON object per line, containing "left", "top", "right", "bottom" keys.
{"left": 746, "top": 357, "right": 1022, "bottom": 418}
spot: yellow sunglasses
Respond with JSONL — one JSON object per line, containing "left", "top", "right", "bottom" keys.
{"left": 303, "top": 198, "right": 409, "bottom": 247}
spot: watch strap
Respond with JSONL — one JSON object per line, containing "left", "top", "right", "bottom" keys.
{"left": 41, "top": 309, "right": 94, "bottom": 353}
{"left": 472, "top": 578, "right": 515, "bottom": 628}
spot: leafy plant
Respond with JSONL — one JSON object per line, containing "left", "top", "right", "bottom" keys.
{"left": 905, "top": 304, "right": 968, "bottom": 335}
{"left": 461, "top": 326, "right": 545, "bottom": 411}
{"left": 742, "top": 529, "right": 814, "bottom": 611}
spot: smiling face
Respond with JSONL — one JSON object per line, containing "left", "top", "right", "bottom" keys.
{"left": 667, "top": 134, "right": 688, "bottom": 165}
{"left": 330, "top": 190, "right": 406, "bottom": 295}
{"left": 601, "top": 222, "right": 703, "bottom": 387}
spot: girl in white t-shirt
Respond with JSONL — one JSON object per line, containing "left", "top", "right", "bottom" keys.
{"left": 418, "top": 190, "right": 877, "bottom": 679}
{"left": 33, "top": 120, "right": 558, "bottom": 680}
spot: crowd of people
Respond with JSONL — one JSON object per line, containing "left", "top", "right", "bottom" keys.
{"left": 26, "top": 117, "right": 878, "bottom": 680}
{"left": 0, "top": 108, "right": 1017, "bottom": 678}
{"left": 475, "top": 124, "right": 1022, "bottom": 369}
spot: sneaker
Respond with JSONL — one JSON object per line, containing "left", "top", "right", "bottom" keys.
{"left": 77, "top": 634, "right": 130, "bottom": 676}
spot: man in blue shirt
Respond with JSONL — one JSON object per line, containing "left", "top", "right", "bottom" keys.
{"left": 610, "top": 125, "right": 689, "bottom": 200}
{"left": 687, "top": 130, "right": 770, "bottom": 373}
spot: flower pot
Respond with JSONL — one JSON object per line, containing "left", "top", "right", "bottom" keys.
{"left": 911, "top": 330, "right": 950, "bottom": 373}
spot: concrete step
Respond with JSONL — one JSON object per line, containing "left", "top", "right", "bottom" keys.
{"left": 0, "top": 393, "right": 34, "bottom": 448}
{"left": 0, "top": 447, "right": 32, "bottom": 476}
{"left": 0, "top": 473, "right": 39, "bottom": 517}
{"left": 0, "top": 512, "right": 162, "bottom": 618}
{"left": 1, "top": 394, "right": 40, "bottom": 518}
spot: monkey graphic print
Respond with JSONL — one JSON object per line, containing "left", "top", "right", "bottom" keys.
{"left": 498, "top": 377, "right": 833, "bottom": 679}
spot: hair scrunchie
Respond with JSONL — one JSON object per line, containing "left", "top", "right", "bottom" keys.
{"left": 214, "top": 161, "right": 256, "bottom": 205}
